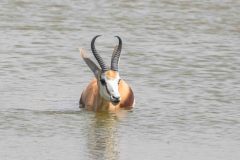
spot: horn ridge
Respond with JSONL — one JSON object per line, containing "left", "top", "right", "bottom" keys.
{"left": 91, "top": 35, "right": 108, "bottom": 72}
{"left": 111, "top": 36, "right": 122, "bottom": 71}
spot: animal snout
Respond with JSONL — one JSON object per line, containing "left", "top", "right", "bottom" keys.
{"left": 111, "top": 95, "right": 121, "bottom": 103}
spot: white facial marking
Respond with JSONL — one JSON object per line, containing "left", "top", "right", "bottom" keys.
{"left": 99, "top": 73, "right": 121, "bottom": 102}
{"left": 106, "top": 76, "right": 120, "bottom": 98}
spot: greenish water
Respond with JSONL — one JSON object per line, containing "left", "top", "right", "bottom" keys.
{"left": 0, "top": 0, "right": 240, "bottom": 160}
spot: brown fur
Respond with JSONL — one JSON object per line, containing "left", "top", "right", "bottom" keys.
{"left": 105, "top": 70, "right": 118, "bottom": 79}
{"left": 80, "top": 74, "right": 134, "bottom": 112}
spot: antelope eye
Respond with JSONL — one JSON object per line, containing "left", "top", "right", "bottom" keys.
{"left": 100, "top": 79, "right": 106, "bottom": 85}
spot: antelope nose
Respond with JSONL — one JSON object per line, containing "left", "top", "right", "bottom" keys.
{"left": 111, "top": 95, "right": 120, "bottom": 103}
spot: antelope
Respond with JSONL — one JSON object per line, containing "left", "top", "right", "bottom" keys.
{"left": 79, "top": 35, "right": 134, "bottom": 112}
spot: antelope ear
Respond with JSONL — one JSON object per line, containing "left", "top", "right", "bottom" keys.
{"left": 79, "top": 48, "right": 100, "bottom": 78}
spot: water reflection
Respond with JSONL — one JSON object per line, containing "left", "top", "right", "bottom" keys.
{"left": 86, "top": 112, "right": 120, "bottom": 160}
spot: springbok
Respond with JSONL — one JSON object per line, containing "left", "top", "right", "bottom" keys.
{"left": 79, "top": 35, "right": 134, "bottom": 112}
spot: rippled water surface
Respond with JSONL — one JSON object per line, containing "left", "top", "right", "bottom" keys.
{"left": 1, "top": 0, "right": 240, "bottom": 160}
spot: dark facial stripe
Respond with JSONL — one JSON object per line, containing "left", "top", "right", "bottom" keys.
{"left": 105, "top": 84, "right": 111, "bottom": 96}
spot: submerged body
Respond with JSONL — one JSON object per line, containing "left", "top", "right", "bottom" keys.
{"left": 80, "top": 76, "right": 134, "bottom": 111}
{"left": 79, "top": 71, "right": 134, "bottom": 111}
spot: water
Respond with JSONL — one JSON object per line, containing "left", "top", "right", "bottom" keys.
{"left": 0, "top": 0, "right": 240, "bottom": 159}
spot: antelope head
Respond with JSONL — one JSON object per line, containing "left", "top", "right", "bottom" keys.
{"left": 80, "top": 35, "right": 123, "bottom": 104}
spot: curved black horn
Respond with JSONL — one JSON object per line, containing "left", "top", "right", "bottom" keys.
{"left": 91, "top": 35, "right": 108, "bottom": 72}
{"left": 111, "top": 36, "right": 122, "bottom": 71}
